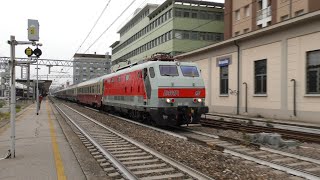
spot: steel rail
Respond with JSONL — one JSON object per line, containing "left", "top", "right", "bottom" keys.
{"left": 55, "top": 105, "right": 138, "bottom": 180}
{"left": 224, "top": 149, "right": 320, "bottom": 180}
{"left": 200, "top": 118, "right": 320, "bottom": 143}
{"left": 63, "top": 104, "right": 214, "bottom": 180}
{"left": 176, "top": 127, "right": 320, "bottom": 180}
{"left": 84, "top": 105, "right": 188, "bottom": 140}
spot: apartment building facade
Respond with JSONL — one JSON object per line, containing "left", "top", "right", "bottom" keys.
{"left": 111, "top": 0, "right": 224, "bottom": 67}
{"left": 177, "top": 10, "right": 320, "bottom": 124}
{"left": 73, "top": 53, "right": 111, "bottom": 84}
{"left": 224, "top": 0, "right": 320, "bottom": 39}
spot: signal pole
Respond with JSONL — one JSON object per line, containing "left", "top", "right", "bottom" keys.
{"left": 9, "top": 36, "right": 16, "bottom": 158}
{"left": 5, "top": 19, "right": 42, "bottom": 159}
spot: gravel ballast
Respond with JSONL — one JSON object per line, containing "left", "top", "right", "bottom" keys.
{"left": 189, "top": 125, "right": 320, "bottom": 161}
{"left": 63, "top": 102, "right": 294, "bottom": 180}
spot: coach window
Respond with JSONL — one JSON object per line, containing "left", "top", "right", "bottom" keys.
{"left": 220, "top": 65, "right": 228, "bottom": 95}
{"left": 306, "top": 50, "right": 320, "bottom": 94}
{"left": 149, "top": 67, "right": 155, "bottom": 78}
{"left": 126, "top": 74, "right": 130, "bottom": 81}
{"left": 254, "top": 59, "right": 267, "bottom": 94}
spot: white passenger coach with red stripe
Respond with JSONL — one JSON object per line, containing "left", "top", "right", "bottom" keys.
{"left": 55, "top": 53, "right": 208, "bottom": 126}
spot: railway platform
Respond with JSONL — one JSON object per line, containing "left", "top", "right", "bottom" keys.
{"left": 0, "top": 99, "right": 85, "bottom": 179}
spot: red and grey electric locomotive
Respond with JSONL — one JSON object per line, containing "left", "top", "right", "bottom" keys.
{"left": 55, "top": 54, "right": 208, "bottom": 126}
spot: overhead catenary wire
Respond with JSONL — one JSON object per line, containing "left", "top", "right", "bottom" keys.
{"left": 75, "top": 0, "right": 113, "bottom": 54}
{"left": 84, "top": 0, "right": 139, "bottom": 53}
{"left": 56, "top": 0, "right": 141, "bottom": 85}
{"left": 57, "top": 0, "right": 113, "bottom": 84}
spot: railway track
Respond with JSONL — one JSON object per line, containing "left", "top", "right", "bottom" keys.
{"left": 200, "top": 117, "right": 320, "bottom": 144}
{"left": 54, "top": 102, "right": 212, "bottom": 180}
{"left": 173, "top": 127, "right": 320, "bottom": 180}
{"left": 54, "top": 99, "right": 320, "bottom": 179}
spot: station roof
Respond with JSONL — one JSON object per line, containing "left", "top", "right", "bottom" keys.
{"left": 16, "top": 79, "right": 52, "bottom": 95}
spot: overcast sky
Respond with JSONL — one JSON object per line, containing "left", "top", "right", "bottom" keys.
{"left": 0, "top": 0, "right": 224, "bottom": 86}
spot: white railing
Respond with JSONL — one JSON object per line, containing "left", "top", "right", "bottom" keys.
{"left": 257, "top": 6, "right": 271, "bottom": 21}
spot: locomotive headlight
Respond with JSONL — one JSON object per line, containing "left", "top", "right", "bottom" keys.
{"left": 197, "top": 98, "right": 202, "bottom": 103}
{"left": 166, "top": 98, "right": 171, "bottom": 103}
{"left": 166, "top": 98, "right": 175, "bottom": 103}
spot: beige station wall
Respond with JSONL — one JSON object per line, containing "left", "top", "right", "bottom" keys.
{"left": 242, "top": 42, "right": 282, "bottom": 110}
{"left": 211, "top": 52, "right": 238, "bottom": 114}
{"left": 287, "top": 32, "right": 320, "bottom": 113}
{"left": 179, "top": 12, "right": 320, "bottom": 124}
{"left": 196, "top": 58, "right": 210, "bottom": 105}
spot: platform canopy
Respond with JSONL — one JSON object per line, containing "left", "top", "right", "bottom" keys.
{"left": 16, "top": 79, "right": 52, "bottom": 96}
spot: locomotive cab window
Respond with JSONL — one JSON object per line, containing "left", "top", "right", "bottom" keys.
{"left": 149, "top": 67, "right": 155, "bottom": 78}
{"left": 180, "top": 66, "right": 199, "bottom": 77}
{"left": 159, "top": 65, "right": 179, "bottom": 76}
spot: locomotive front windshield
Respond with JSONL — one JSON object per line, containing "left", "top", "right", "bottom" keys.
{"left": 159, "top": 65, "right": 179, "bottom": 76}
{"left": 180, "top": 66, "right": 199, "bottom": 77}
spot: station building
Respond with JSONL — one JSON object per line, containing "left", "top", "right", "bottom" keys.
{"left": 177, "top": 5, "right": 320, "bottom": 124}
{"left": 111, "top": 0, "right": 224, "bottom": 67}
{"left": 73, "top": 53, "right": 111, "bottom": 84}
{"left": 224, "top": 0, "right": 320, "bottom": 39}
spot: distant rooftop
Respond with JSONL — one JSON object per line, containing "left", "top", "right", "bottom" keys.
{"left": 117, "top": 3, "right": 159, "bottom": 33}
{"left": 148, "top": 0, "right": 224, "bottom": 19}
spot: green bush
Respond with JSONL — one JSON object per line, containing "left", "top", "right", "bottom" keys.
{"left": 0, "top": 112, "right": 10, "bottom": 121}
{"left": 0, "top": 100, "right": 5, "bottom": 108}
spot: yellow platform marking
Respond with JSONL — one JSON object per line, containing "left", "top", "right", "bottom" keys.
{"left": 46, "top": 101, "right": 67, "bottom": 180}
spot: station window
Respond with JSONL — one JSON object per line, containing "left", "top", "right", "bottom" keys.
{"left": 175, "top": 9, "right": 182, "bottom": 17}
{"left": 183, "top": 11, "right": 190, "bottom": 18}
{"left": 244, "top": 5, "right": 250, "bottom": 17}
{"left": 235, "top": 9, "right": 240, "bottom": 21}
{"left": 220, "top": 66, "right": 229, "bottom": 95}
{"left": 306, "top": 50, "right": 320, "bottom": 94}
{"left": 175, "top": 31, "right": 183, "bottom": 39}
{"left": 254, "top": 59, "right": 267, "bottom": 94}
{"left": 191, "top": 11, "right": 197, "bottom": 18}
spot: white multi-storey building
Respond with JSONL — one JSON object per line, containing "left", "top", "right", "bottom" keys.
{"left": 73, "top": 53, "right": 111, "bottom": 84}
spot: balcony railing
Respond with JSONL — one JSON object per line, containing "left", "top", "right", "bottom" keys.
{"left": 257, "top": 6, "right": 271, "bottom": 21}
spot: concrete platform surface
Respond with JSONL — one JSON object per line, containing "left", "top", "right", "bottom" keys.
{"left": 0, "top": 99, "right": 85, "bottom": 180}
